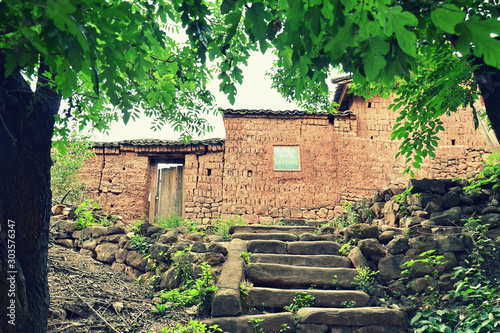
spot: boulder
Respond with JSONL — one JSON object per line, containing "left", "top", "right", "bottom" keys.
{"left": 430, "top": 207, "right": 462, "bottom": 227}
{"left": 114, "top": 248, "right": 129, "bottom": 264}
{"left": 441, "top": 191, "right": 461, "bottom": 209}
{"left": 387, "top": 236, "right": 410, "bottom": 255}
{"left": 126, "top": 250, "right": 147, "bottom": 271}
{"left": 95, "top": 243, "right": 119, "bottom": 264}
{"left": 358, "top": 239, "right": 385, "bottom": 257}
{"left": 348, "top": 247, "right": 369, "bottom": 269}
{"left": 205, "top": 253, "right": 225, "bottom": 266}
{"left": 345, "top": 224, "right": 379, "bottom": 240}
{"left": 158, "top": 230, "right": 178, "bottom": 244}
{"left": 378, "top": 255, "right": 404, "bottom": 281}
{"left": 408, "top": 178, "right": 446, "bottom": 194}
{"left": 191, "top": 242, "right": 207, "bottom": 253}
{"left": 437, "top": 236, "right": 464, "bottom": 253}
{"left": 207, "top": 243, "right": 228, "bottom": 256}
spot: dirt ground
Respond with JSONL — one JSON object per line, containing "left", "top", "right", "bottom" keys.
{"left": 47, "top": 244, "right": 193, "bottom": 333}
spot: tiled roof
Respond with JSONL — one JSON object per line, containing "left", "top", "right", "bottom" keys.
{"left": 331, "top": 74, "right": 353, "bottom": 85}
{"left": 222, "top": 109, "right": 332, "bottom": 116}
{"left": 93, "top": 138, "right": 224, "bottom": 148}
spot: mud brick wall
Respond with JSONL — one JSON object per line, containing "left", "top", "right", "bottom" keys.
{"left": 184, "top": 151, "right": 224, "bottom": 223}
{"left": 221, "top": 114, "right": 342, "bottom": 224}
{"left": 331, "top": 95, "right": 489, "bottom": 203}
{"left": 78, "top": 147, "right": 151, "bottom": 222}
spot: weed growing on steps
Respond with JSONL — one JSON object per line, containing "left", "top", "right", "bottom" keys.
{"left": 341, "top": 300, "right": 357, "bottom": 308}
{"left": 160, "top": 320, "right": 222, "bottom": 333}
{"left": 249, "top": 318, "right": 265, "bottom": 333}
{"left": 240, "top": 252, "right": 252, "bottom": 264}
{"left": 159, "top": 262, "right": 217, "bottom": 313}
{"left": 283, "top": 291, "right": 315, "bottom": 315}
{"left": 248, "top": 318, "right": 290, "bottom": 333}
{"left": 352, "top": 268, "right": 378, "bottom": 294}
{"left": 339, "top": 239, "right": 357, "bottom": 256}
{"left": 331, "top": 275, "right": 340, "bottom": 290}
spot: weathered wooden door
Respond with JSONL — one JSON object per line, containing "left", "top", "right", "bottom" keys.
{"left": 155, "top": 165, "right": 184, "bottom": 218}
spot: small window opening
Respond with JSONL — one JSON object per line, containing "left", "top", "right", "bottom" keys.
{"left": 368, "top": 102, "right": 372, "bottom": 108}
{"left": 247, "top": 170, "right": 253, "bottom": 177}
{"left": 207, "top": 169, "right": 212, "bottom": 177}
{"left": 451, "top": 139, "right": 456, "bottom": 146}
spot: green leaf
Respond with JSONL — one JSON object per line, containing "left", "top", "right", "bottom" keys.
{"left": 431, "top": 4, "right": 465, "bottom": 34}
{"left": 456, "top": 16, "right": 500, "bottom": 69}
{"left": 325, "top": 19, "right": 355, "bottom": 60}
{"left": 362, "top": 36, "right": 389, "bottom": 81}
{"left": 245, "top": 2, "right": 272, "bottom": 51}
{"left": 384, "top": 6, "right": 418, "bottom": 57}
{"left": 224, "top": 11, "right": 242, "bottom": 45}
{"left": 221, "top": 0, "right": 239, "bottom": 14}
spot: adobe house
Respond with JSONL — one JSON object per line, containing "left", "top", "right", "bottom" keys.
{"left": 79, "top": 77, "right": 493, "bottom": 224}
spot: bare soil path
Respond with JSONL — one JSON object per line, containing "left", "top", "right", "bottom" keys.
{"left": 47, "top": 244, "right": 191, "bottom": 333}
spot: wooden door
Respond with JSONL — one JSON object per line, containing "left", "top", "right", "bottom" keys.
{"left": 155, "top": 165, "right": 184, "bottom": 218}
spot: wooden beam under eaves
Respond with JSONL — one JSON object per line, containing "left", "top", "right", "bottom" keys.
{"left": 336, "top": 83, "right": 349, "bottom": 112}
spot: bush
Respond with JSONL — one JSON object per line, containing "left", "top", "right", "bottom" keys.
{"left": 51, "top": 134, "right": 94, "bottom": 205}
{"left": 211, "top": 215, "right": 246, "bottom": 241}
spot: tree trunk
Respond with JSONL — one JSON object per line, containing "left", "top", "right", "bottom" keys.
{"left": 474, "top": 59, "right": 500, "bottom": 144}
{"left": 0, "top": 55, "right": 60, "bottom": 332}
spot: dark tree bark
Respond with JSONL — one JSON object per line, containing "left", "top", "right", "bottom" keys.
{"left": 0, "top": 54, "right": 60, "bottom": 332}
{"left": 474, "top": 58, "right": 500, "bottom": 142}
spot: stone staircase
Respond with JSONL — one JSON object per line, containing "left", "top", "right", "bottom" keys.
{"left": 204, "top": 224, "right": 408, "bottom": 333}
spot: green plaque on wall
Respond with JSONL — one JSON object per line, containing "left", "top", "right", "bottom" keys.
{"left": 274, "top": 146, "right": 300, "bottom": 171}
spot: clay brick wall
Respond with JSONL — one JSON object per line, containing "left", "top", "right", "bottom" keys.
{"left": 184, "top": 151, "right": 224, "bottom": 223}
{"left": 80, "top": 141, "right": 224, "bottom": 224}
{"left": 331, "top": 95, "right": 490, "bottom": 203}
{"left": 79, "top": 96, "right": 491, "bottom": 225}
{"left": 79, "top": 147, "right": 151, "bottom": 223}
{"left": 221, "top": 113, "right": 341, "bottom": 223}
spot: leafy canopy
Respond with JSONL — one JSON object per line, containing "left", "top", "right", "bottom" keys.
{"left": 1, "top": 0, "right": 500, "bottom": 171}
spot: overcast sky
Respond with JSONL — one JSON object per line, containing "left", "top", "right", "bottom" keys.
{"left": 91, "top": 52, "right": 336, "bottom": 142}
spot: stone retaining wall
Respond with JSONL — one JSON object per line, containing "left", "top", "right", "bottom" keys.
{"left": 50, "top": 219, "right": 228, "bottom": 287}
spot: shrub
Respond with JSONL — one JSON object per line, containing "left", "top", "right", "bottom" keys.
{"left": 51, "top": 134, "right": 94, "bottom": 205}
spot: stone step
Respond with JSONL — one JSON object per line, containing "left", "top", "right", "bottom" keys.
{"left": 296, "top": 307, "right": 408, "bottom": 329}
{"left": 245, "top": 263, "right": 358, "bottom": 289}
{"left": 230, "top": 225, "right": 318, "bottom": 235}
{"left": 232, "top": 232, "right": 299, "bottom": 241}
{"left": 203, "top": 312, "right": 294, "bottom": 333}
{"left": 248, "top": 287, "right": 370, "bottom": 311}
{"left": 250, "top": 253, "right": 352, "bottom": 268}
{"left": 203, "top": 309, "right": 408, "bottom": 333}
{"left": 247, "top": 240, "right": 341, "bottom": 255}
